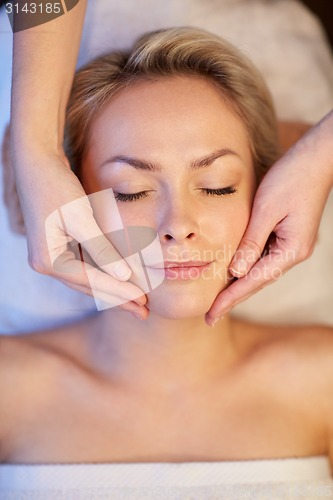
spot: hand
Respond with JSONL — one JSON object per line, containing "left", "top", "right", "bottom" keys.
{"left": 205, "top": 120, "right": 333, "bottom": 326}
{"left": 4, "top": 131, "right": 148, "bottom": 319}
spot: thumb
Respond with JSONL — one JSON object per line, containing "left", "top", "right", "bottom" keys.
{"left": 229, "top": 203, "right": 276, "bottom": 278}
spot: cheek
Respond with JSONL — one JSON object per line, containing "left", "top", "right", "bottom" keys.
{"left": 226, "top": 209, "right": 250, "bottom": 267}
{"left": 205, "top": 197, "right": 253, "bottom": 272}
{"left": 209, "top": 200, "right": 251, "bottom": 244}
{"left": 227, "top": 174, "right": 256, "bottom": 249}
{"left": 117, "top": 205, "right": 155, "bottom": 228}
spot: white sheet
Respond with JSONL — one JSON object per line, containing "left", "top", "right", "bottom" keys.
{"left": 1, "top": 456, "right": 332, "bottom": 499}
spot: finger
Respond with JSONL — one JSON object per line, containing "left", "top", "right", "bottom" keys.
{"left": 206, "top": 250, "right": 295, "bottom": 323}
{"left": 57, "top": 277, "right": 148, "bottom": 319}
{"left": 52, "top": 250, "right": 147, "bottom": 306}
{"left": 228, "top": 200, "right": 279, "bottom": 278}
{"left": 57, "top": 277, "right": 98, "bottom": 297}
{"left": 46, "top": 200, "right": 132, "bottom": 281}
{"left": 62, "top": 191, "right": 133, "bottom": 281}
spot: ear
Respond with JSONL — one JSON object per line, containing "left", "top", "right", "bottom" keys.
{"left": 1, "top": 125, "right": 26, "bottom": 235}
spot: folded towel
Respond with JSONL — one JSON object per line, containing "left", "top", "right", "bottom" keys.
{"left": 1, "top": 456, "right": 332, "bottom": 499}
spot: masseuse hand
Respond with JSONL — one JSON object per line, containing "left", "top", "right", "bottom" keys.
{"left": 206, "top": 111, "right": 333, "bottom": 326}
{"left": 6, "top": 140, "right": 148, "bottom": 318}
{"left": 9, "top": 0, "right": 147, "bottom": 319}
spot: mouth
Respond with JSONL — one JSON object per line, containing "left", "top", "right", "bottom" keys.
{"left": 147, "top": 261, "right": 213, "bottom": 280}
{"left": 164, "top": 260, "right": 212, "bottom": 268}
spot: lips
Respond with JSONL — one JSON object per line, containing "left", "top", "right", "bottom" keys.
{"left": 146, "top": 260, "right": 213, "bottom": 280}
{"left": 163, "top": 261, "right": 211, "bottom": 268}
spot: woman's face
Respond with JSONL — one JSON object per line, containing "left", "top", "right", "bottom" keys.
{"left": 82, "top": 75, "right": 257, "bottom": 318}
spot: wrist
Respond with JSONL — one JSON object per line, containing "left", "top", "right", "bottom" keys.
{"left": 9, "top": 124, "right": 66, "bottom": 160}
{"left": 10, "top": 111, "right": 65, "bottom": 156}
{"left": 311, "top": 110, "right": 333, "bottom": 188}
{"left": 290, "top": 110, "right": 333, "bottom": 190}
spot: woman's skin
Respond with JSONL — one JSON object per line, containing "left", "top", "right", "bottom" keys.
{"left": 10, "top": 1, "right": 333, "bottom": 325}
{"left": 1, "top": 76, "right": 333, "bottom": 467}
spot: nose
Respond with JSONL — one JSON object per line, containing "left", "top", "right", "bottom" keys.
{"left": 158, "top": 200, "right": 199, "bottom": 244}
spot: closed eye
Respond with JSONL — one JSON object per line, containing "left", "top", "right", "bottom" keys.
{"left": 114, "top": 186, "right": 237, "bottom": 202}
{"left": 114, "top": 191, "right": 150, "bottom": 202}
{"left": 201, "top": 186, "right": 237, "bottom": 196}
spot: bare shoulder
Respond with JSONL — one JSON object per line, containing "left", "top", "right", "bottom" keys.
{"left": 0, "top": 313, "right": 95, "bottom": 368}
{"left": 0, "top": 321, "right": 90, "bottom": 390}
{"left": 0, "top": 325, "right": 86, "bottom": 460}
{"left": 0, "top": 332, "right": 60, "bottom": 427}
{"left": 0, "top": 325, "right": 81, "bottom": 369}
{"left": 271, "top": 323, "right": 333, "bottom": 356}
{"left": 0, "top": 333, "right": 42, "bottom": 459}
{"left": 290, "top": 324, "right": 333, "bottom": 465}
{"left": 233, "top": 317, "right": 333, "bottom": 392}
{"left": 254, "top": 321, "right": 333, "bottom": 408}
{"left": 273, "top": 323, "right": 333, "bottom": 369}
{"left": 269, "top": 324, "right": 333, "bottom": 461}
{"left": 0, "top": 331, "right": 50, "bottom": 395}
{"left": 262, "top": 322, "right": 333, "bottom": 377}
{"left": 233, "top": 317, "right": 333, "bottom": 357}
{"left": 234, "top": 319, "right": 333, "bottom": 435}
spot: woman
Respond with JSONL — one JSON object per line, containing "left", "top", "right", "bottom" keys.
{"left": 1, "top": 27, "right": 333, "bottom": 496}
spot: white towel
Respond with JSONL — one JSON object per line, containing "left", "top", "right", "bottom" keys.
{"left": 1, "top": 456, "right": 332, "bottom": 499}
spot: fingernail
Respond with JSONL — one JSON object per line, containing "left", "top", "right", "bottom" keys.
{"left": 209, "top": 315, "right": 224, "bottom": 327}
{"left": 230, "top": 259, "right": 247, "bottom": 276}
{"left": 213, "top": 315, "right": 224, "bottom": 326}
{"left": 135, "top": 295, "right": 146, "bottom": 306}
{"left": 113, "top": 261, "right": 132, "bottom": 280}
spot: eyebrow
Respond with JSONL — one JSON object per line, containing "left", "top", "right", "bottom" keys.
{"left": 99, "top": 148, "right": 240, "bottom": 172}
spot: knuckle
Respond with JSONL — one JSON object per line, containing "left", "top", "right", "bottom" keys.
{"left": 223, "top": 284, "right": 239, "bottom": 303}
{"left": 254, "top": 195, "right": 271, "bottom": 217}
{"left": 296, "top": 248, "right": 308, "bottom": 262}
{"left": 293, "top": 243, "right": 314, "bottom": 263}
{"left": 28, "top": 256, "right": 48, "bottom": 274}
{"left": 27, "top": 250, "right": 53, "bottom": 275}
{"left": 240, "top": 237, "right": 262, "bottom": 258}
{"left": 92, "top": 245, "right": 114, "bottom": 267}
{"left": 307, "top": 245, "right": 315, "bottom": 259}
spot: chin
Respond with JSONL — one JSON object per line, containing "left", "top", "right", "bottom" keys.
{"left": 146, "top": 280, "right": 225, "bottom": 320}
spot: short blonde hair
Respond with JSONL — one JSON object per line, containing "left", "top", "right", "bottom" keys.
{"left": 65, "top": 27, "right": 280, "bottom": 181}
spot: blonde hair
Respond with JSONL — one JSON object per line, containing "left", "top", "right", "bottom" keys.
{"left": 65, "top": 27, "right": 280, "bottom": 180}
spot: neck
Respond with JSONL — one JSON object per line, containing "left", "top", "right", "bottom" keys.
{"left": 85, "top": 309, "right": 240, "bottom": 394}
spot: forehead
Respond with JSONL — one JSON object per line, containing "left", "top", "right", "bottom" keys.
{"left": 87, "top": 75, "right": 251, "bottom": 165}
